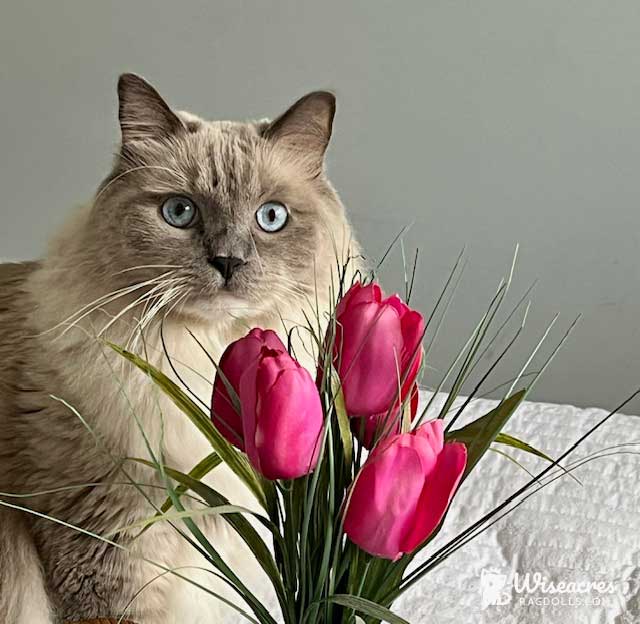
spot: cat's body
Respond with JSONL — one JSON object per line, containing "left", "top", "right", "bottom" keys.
{"left": 0, "top": 75, "right": 358, "bottom": 623}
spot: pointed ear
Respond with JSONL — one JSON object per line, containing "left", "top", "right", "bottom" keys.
{"left": 117, "top": 73, "right": 184, "bottom": 144}
{"left": 263, "top": 91, "right": 336, "bottom": 176}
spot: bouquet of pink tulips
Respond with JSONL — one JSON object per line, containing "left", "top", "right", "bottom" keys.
{"left": 113, "top": 254, "right": 625, "bottom": 624}
{"left": 210, "top": 283, "right": 466, "bottom": 566}
{"left": 211, "top": 282, "right": 468, "bottom": 564}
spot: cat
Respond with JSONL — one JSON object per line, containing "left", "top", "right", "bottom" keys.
{"left": 0, "top": 73, "right": 358, "bottom": 624}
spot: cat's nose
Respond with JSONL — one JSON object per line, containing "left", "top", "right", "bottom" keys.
{"left": 209, "top": 256, "right": 245, "bottom": 281}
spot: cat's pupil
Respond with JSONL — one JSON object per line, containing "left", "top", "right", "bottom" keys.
{"left": 268, "top": 208, "right": 276, "bottom": 221}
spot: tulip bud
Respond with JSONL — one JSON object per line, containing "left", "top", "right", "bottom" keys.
{"left": 343, "top": 419, "right": 467, "bottom": 560}
{"left": 333, "top": 282, "right": 425, "bottom": 448}
{"left": 239, "top": 347, "right": 324, "bottom": 480}
{"left": 212, "top": 328, "right": 285, "bottom": 450}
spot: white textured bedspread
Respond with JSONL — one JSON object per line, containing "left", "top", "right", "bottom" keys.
{"left": 395, "top": 393, "right": 640, "bottom": 624}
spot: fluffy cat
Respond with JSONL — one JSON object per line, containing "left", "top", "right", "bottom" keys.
{"left": 0, "top": 74, "right": 358, "bottom": 623}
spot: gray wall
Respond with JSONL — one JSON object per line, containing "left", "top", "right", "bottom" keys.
{"left": 1, "top": 1, "right": 639, "bottom": 410}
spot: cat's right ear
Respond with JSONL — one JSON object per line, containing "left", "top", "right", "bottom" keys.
{"left": 117, "top": 73, "right": 184, "bottom": 145}
{"left": 262, "top": 91, "right": 336, "bottom": 177}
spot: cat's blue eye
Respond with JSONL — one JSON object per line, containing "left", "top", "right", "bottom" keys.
{"left": 161, "top": 196, "right": 198, "bottom": 228}
{"left": 256, "top": 201, "right": 288, "bottom": 233}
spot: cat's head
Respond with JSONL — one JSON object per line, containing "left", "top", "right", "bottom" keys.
{"left": 87, "top": 73, "right": 355, "bottom": 326}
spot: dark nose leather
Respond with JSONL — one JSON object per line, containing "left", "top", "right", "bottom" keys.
{"left": 209, "top": 256, "right": 244, "bottom": 281}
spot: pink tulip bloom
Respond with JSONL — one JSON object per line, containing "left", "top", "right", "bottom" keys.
{"left": 239, "top": 347, "right": 324, "bottom": 480}
{"left": 211, "top": 328, "right": 285, "bottom": 450}
{"left": 333, "top": 282, "right": 425, "bottom": 448}
{"left": 344, "top": 419, "right": 467, "bottom": 560}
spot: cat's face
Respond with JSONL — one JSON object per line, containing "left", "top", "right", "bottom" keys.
{"left": 90, "top": 74, "right": 353, "bottom": 323}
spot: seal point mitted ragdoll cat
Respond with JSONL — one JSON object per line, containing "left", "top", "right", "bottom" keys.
{"left": 0, "top": 73, "right": 358, "bottom": 624}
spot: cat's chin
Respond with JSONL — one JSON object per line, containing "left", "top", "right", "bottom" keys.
{"left": 171, "top": 291, "right": 259, "bottom": 324}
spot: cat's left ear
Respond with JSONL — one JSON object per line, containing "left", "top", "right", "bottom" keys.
{"left": 263, "top": 91, "right": 336, "bottom": 176}
{"left": 117, "top": 73, "right": 185, "bottom": 145}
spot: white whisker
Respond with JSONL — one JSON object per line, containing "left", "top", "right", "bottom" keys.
{"left": 115, "top": 264, "right": 184, "bottom": 275}
{"left": 128, "top": 283, "right": 189, "bottom": 351}
{"left": 97, "top": 278, "right": 183, "bottom": 338}
{"left": 52, "top": 271, "right": 178, "bottom": 338}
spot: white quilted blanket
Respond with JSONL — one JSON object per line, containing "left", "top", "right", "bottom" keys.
{"left": 396, "top": 393, "right": 640, "bottom": 624}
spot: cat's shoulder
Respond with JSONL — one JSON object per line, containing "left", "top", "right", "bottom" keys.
{"left": 0, "top": 260, "right": 39, "bottom": 342}
{"left": 0, "top": 260, "right": 39, "bottom": 289}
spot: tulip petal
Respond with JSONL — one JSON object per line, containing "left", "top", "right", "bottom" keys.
{"left": 239, "top": 349, "right": 291, "bottom": 475}
{"left": 335, "top": 282, "right": 362, "bottom": 318}
{"left": 414, "top": 419, "right": 444, "bottom": 457}
{"left": 399, "top": 347, "right": 423, "bottom": 403}
{"left": 251, "top": 368, "right": 323, "bottom": 480}
{"left": 237, "top": 359, "right": 261, "bottom": 459}
{"left": 240, "top": 350, "right": 323, "bottom": 481}
{"left": 409, "top": 382, "right": 419, "bottom": 419}
{"left": 212, "top": 329, "right": 286, "bottom": 450}
{"left": 336, "top": 282, "right": 382, "bottom": 318}
{"left": 336, "top": 303, "right": 404, "bottom": 415}
{"left": 383, "top": 294, "right": 409, "bottom": 318}
{"left": 344, "top": 443, "right": 426, "bottom": 560}
{"left": 400, "top": 310, "right": 426, "bottom": 357}
{"left": 400, "top": 441, "right": 467, "bottom": 553}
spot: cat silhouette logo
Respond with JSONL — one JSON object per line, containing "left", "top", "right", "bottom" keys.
{"left": 480, "top": 568, "right": 511, "bottom": 608}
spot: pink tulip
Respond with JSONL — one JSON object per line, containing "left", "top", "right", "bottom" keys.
{"left": 211, "top": 328, "right": 285, "bottom": 450}
{"left": 239, "top": 347, "right": 324, "bottom": 480}
{"left": 343, "top": 419, "right": 467, "bottom": 560}
{"left": 333, "top": 282, "right": 425, "bottom": 448}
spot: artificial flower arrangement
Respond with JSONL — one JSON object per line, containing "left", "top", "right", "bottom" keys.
{"left": 111, "top": 252, "right": 630, "bottom": 624}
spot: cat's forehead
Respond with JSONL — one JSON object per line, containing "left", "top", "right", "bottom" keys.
{"left": 175, "top": 117, "right": 268, "bottom": 199}
{"left": 129, "top": 113, "right": 301, "bottom": 206}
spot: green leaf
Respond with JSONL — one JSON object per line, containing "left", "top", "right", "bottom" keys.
{"left": 494, "top": 432, "right": 581, "bottom": 485}
{"left": 494, "top": 432, "right": 553, "bottom": 463}
{"left": 107, "top": 342, "right": 268, "bottom": 509}
{"left": 322, "top": 594, "right": 410, "bottom": 624}
{"left": 159, "top": 452, "right": 222, "bottom": 514}
{"left": 133, "top": 452, "right": 222, "bottom": 540}
{"left": 331, "top": 369, "right": 353, "bottom": 465}
{"left": 106, "top": 504, "right": 254, "bottom": 536}
{"left": 489, "top": 447, "right": 535, "bottom": 478}
{"left": 446, "top": 389, "right": 526, "bottom": 480}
